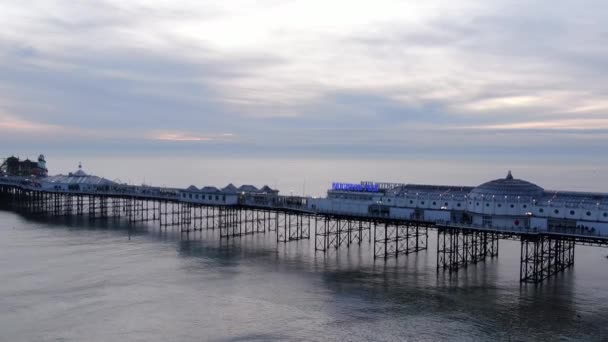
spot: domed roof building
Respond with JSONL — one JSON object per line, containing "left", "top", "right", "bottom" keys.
{"left": 320, "top": 171, "right": 608, "bottom": 234}
{"left": 41, "top": 163, "right": 117, "bottom": 192}
{"left": 469, "top": 171, "right": 544, "bottom": 199}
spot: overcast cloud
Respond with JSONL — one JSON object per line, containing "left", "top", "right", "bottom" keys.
{"left": 1, "top": 0, "right": 607, "bottom": 158}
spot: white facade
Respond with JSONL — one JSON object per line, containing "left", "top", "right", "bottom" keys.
{"left": 326, "top": 172, "right": 608, "bottom": 236}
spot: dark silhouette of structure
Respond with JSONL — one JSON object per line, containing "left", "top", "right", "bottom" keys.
{"left": 0, "top": 155, "right": 48, "bottom": 178}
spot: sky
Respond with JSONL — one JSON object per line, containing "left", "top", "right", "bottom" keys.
{"left": 0, "top": 0, "right": 607, "bottom": 160}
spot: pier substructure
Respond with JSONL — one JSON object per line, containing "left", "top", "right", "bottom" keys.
{"left": 276, "top": 211, "right": 311, "bottom": 242}
{"left": 180, "top": 203, "right": 193, "bottom": 226}
{"left": 374, "top": 221, "right": 429, "bottom": 259}
{"left": 315, "top": 216, "right": 372, "bottom": 251}
{"left": 30, "top": 191, "right": 45, "bottom": 214}
{"left": 520, "top": 234, "right": 575, "bottom": 283}
{"left": 124, "top": 198, "right": 159, "bottom": 224}
{"left": 159, "top": 201, "right": 182, "bottom": 227}
{"left": 195, "top": 205, "right": 222, "bottom": 230}
{"left": 218, "top": 208, "right": 273, "bottom": 238}
{"left": 76, "top": 195, "right": 85, "bottom": 216}
{"left": 436, "top": 227, "right": 499, "bottom": 272}
{"left": 180, "top": 203, "right": 201, "bottom": 232}
{"left": 111, "top": 198, "right": 123, "bottom": 217}
{"left": 88, "top": 195, "right": 100, "bottom": 219}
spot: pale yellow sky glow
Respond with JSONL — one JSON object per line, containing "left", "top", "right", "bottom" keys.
{"left": 467, "top": 118, "right": 608, "bottom": 130}
{"left": 0, "top": 114, "right": 63, "bottom": 133}
{"left": 152, "top": 131, "right": 237, "bottom": 142}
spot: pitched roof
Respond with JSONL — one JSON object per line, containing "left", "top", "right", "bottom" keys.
{"left": 222, "top": 183, "right": 238, "bottom": 193}
{"left": 238, "top": 185, "right": 259, "bottom": 192}
{"left": 260, "top": 185, "right": 278, "bottom": 193}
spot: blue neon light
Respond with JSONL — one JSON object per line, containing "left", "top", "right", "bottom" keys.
{"left": 332, "top": 182, "right": 379, "bottom": 193}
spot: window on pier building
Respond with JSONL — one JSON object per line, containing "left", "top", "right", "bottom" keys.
{"left": 604, "top": 213, "right": 607, "bottom": 217}
{"left": 215, "top": 195, "right": 219, "bottom": 200}
{"left": 570, "top": 210, "right": 575, "bottom": 215}
{"left": 587, "top": 211, "right": 591, "bottom": 216}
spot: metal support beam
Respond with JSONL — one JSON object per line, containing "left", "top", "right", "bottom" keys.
{"left": 276, "top": 212, "right": 311, "bottom": 242}
{"left": 437, "top": 228, "right": 498, "bottom": 272}
{"left": 374, "top": 222, "right": 428, "bottom": 258}
{"left": 315, "top": 216, "right": 372, "bottom": 251}
{"left": 520, "top": 234, "right": 575, "bottom": 283}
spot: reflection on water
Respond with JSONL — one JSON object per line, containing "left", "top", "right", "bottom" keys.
{"left": 1, "top": 208, "right": 608, "bottom": 341}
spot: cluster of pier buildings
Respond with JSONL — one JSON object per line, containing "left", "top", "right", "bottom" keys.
{"left": 318, "top": 171, "right": 608, "bottom": 236}
{"left": 4, "top": 160, "right": 608, "bottom": 236}
{"left": 2, "top": 156, "right": 608, "bottom": 283}
{"left": 5, "top": 161, "right": 608, "bottom": 236}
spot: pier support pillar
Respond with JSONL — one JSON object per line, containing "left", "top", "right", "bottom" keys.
{"left": 374, "top": 222, "right": 428, "bottom": 259}
{"left": 315, "top": 217, "right": 372, "bottom": 251}
{"left": 276, "top": 212, "right": 311, "bottom": 242}
{"left": 217, "top": 208, "right": 272, "bottom": 238}
{"left": 520, "top": 234, "right": 575, "bottom": 283}
{"left": 159, "top": 201, "right": 182, "bottom": 228}
{"left": 436, "top": 227, "right": 498, "bottom": 272}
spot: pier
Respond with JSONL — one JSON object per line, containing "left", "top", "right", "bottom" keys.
{"left": 1, "top": 167, "right": 607, "bottom": 284}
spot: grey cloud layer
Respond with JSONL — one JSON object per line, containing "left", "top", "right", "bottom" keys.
{"left": 0, "top": 0, "right": 606, "bottom": 158}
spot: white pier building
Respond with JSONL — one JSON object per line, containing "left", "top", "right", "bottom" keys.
{"left": 311, "top": 171, "right": 608, "bottom": 235}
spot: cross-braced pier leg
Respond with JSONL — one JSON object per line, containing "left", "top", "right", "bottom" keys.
{"left": 203, "top": 206, "right": 220, "bottom": 230}
{"left": 179, "top": 203, "right": 193, "bottom": 230}
{"left": 111, "top": 198, "right": 122, "bottom": 218}
{"left": 219, "top": 207, "right": 238, "bottom": 238}
{"left": 437, "top": 227, "right": 499, "bottom": 272}
{"left": 276, "top": 212, "right": 311, "bottom": 242}
{"left": 315, "top": 217, "right": 372, "bottom": 252}
{"left": 159, "top": 201, "right": 182, "bottom": 228}
{"left": 374, "top": 222, "right": 428, "bottom": 259}
{"left": 520, "top": 234, "right": 575, "bottom": 283}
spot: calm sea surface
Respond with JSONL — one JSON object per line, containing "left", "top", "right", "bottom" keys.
{"left": 2, "top": 158, "right": 608, "bottom": 341}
